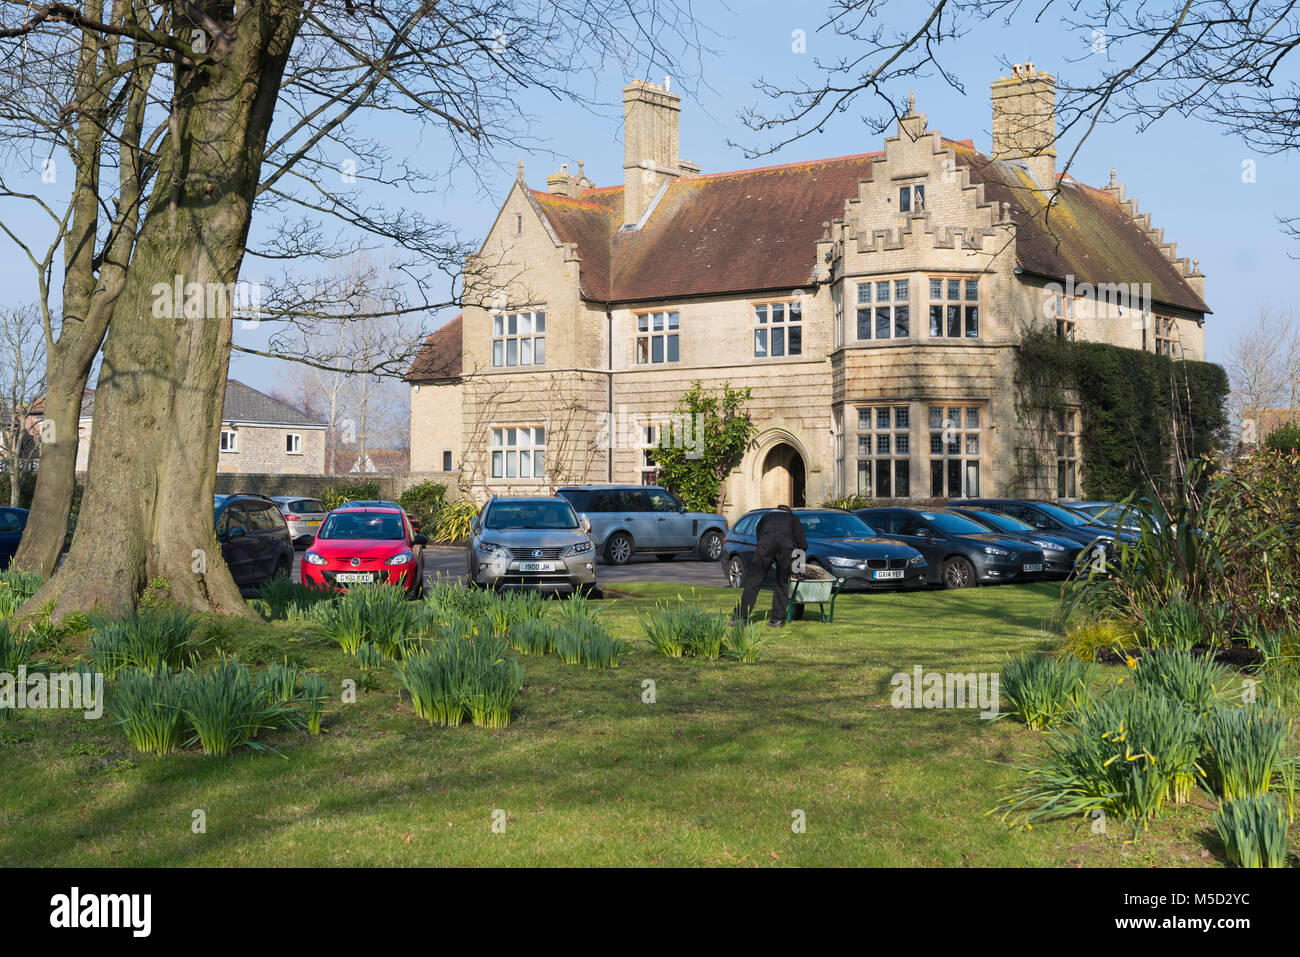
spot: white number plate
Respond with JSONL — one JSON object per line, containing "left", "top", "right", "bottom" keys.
{"left": 518, "top": 562, "right": 557, "bottom": 572}
{"left": 1023, "top": 564, "right": 1043, "bottom": 573}
{"left": 336, "top": 572, "right": 374, "bottom": 583}
{"left": 874, "top": 569, "right": 905, "bottom": 580}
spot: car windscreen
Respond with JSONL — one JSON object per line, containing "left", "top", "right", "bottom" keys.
{"left": 484, "top": 501, "right": 579, "bottom": 530}
{"left": 1035, "top": 503, "right": 1095, "bottom": 527}
{"left": 964, "top": 509, "right": 1033, "bottom": 533}
{"left": 921, "top": 512, "right": 992, "bottom": 536}
{"left": 287, "top": 499, "right": 326, "bottom": 514}
{"left": 797, "top": 512, "right": 877, "bottom": 538}
{"left": 317, "top": 512, "right": 406, "bottom": 540}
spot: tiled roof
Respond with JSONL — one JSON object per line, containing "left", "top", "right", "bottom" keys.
{"left": 405, "top": 314, "right": 463, "bottom": 382}
{"left": 531, "top": 144, "right": 1208, "bottom": 313}
{"left": 73, "top": 381, "right": 326, "bottom": 428}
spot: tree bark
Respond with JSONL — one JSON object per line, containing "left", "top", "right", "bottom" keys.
{"left": 27, "top": 7, "right": 303, "bottom": 619}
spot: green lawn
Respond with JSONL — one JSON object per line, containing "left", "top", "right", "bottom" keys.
{"left": 0, "top": 581, "right": 1258, "bottom": 866}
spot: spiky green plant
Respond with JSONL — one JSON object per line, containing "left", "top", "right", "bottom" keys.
{"left": 580, "top": 628, "right": 623, "bottom": 670}
{"left": 999, "top": 690, "right": 1203, "bottom": 830}
{"left": 1128, "top": 648, "right": 1230, "bottom": 714}
{"left": 501, "top": 589, "right": 547, "bottom": 624}
{"left": 509, "top": 618, "right": 557, "bottom": 656}
{"left": 553, "top": 626, "right": 585, "bottom": 665}
{"left": 356, "top": 641, "right": 386, "bottom": 670}
{"left": 300, "top": 674, "right": 329, "bottom": 735}
{"left": 89, "top": 609, "right": 196, "bottom": 677}
{"left": 182, "top": 660, "right": 307, "bottom": 756}
{"left": 0, "top": 619, "right": 37, "bottom": 672}
{"left": 1141, "top": 598, "right": 1205, "bottom": 651}
{"left": 253, "top": 578, "right": 333, "bottom": 621}
{"left": 109, "top": 667, "right": 191, "bottom": 755}
{"left": 422, "top": 579, "right": 495, "bottom": 625}
{"left": 724, "top": 620, "right": 768, "bottom": 663}
{"left": 313, "top": 598, "right": 368, "bottom": 655}
{"left": 998, "top": 653, "right": 1091, "bottom": 730}
{"left": 1200, "top": 704, "right": 1290, "bottom": 801}
{"left": 0, "top": 570, "right": 43, "bottom": 619}
{"left": 1060, "top": 617, "right": 1139, "bottom": 663}
{"left": 397, "top": 630, "right": 522, "bottom": 728}
{"left": 463, "top": 657, "right": 525, "bottom": 728}
{"left": 642, "top": 605, "right": 686, "bottom": 658}
{"left": 256, "top": 660, "right": 301, "bottom": 703}
{"left": 556, "top": 592, "right": 603, "bottom": 629}
{"left": 1214, "top": 795, "right": 1290, "bottom": 868}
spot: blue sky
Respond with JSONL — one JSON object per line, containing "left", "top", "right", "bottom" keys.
{"left": 4, "top": 3, "right": 1293, "bottom": 392}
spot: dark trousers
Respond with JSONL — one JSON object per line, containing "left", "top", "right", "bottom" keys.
{"left": 736, "top": 543, "right": 792, "bottom": 623}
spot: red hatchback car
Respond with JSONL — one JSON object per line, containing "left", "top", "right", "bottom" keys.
{"left": 301, "top": 504, "right": 428, "bottom": 597}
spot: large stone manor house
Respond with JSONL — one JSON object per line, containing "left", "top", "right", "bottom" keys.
{"left": 407, "top": 63, "right": 1209, "bottom": 517}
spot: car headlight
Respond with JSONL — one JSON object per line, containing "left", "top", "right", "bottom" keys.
{"left": 908, "top": 554, "right": 926, "bottom": 566}
{"left": 1032, "top": 539, "right": 1066, "bottom": 552}
{"left": 385, "top": 551, "right": 413, "bottom": 566}
{"left": 562, "top": 541, "right": 593, "bottom": 557}
{"left": 304, "top": 551, "right": 327, "bottom": 565}
{"left": 982, "top": 546, "right": 1010, "bottom": 557}
{"left": 479, "top": 541, "right": 506, "bottom": 555}
{"left": 827, "top": 555, "right": 860, "bottom": 567}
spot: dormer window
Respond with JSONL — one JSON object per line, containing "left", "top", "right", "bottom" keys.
{"left": 899, "top": 185, "right": 925, "bottom": 213}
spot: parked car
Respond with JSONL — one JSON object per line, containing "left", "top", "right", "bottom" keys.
{"left": 271, "top": 496, "right": 328, "bottom": 549}
{"left": 960, "top": 499, "right": 1136, "bottom": 551}
{"left": 1063, "top": 499, "right": 1158, "bottom": 534}
{"left": 857, "top": 507, "right": 1046, "bottom": 588}
{"left": 0, "top": 507, "right": 28, "bottom": 568}
{"left": 721, "top": 507, "right": 927, "bottom": 591}
{"left": 465, "top": 496, "right": 598, "bottom": 594}
{"left": 556, "top": 484, "right": 727, "bottom": 565}
{"left": 950, "top": 506, "right": 1083, "bottom": 578}
{"left": 301, "top": 503, "right": 427, "bottom": 597}
{"left": 214, "top": 493, "right": 295, "bottom": 589}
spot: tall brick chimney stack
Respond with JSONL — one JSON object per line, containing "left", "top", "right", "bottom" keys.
{"left": 622, "top": 78, "right": 696, "bottom": 225}
{"left": 990, "top": 62, "right": 1057, "bottom": 186}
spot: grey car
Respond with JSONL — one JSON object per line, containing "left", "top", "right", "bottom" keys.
{"left": 556, "top": 485, "right": 728, "bottom": 565}
{"left": 466, "top": 495, "right": 599, "bottom": 593}
{"left": 271, "top": 495, "right": 328, "bottom": 549}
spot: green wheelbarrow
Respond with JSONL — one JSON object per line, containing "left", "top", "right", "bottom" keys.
{"left": 786, "top": 569, "right": 844, "bottom": 623}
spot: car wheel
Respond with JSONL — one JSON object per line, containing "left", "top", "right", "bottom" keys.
{"left": 726, "top": 555, "right": 747, "bottom": 589}
{"left": 697, "top": 529, "right": 723, "bottom": 562}
{"left": 604, "top": 532, "right": 633, "bottom": 565}
{"left": 273, "top": 557, "right": 291, "bottom": 580}
{"left": 941, "top": 556, "right": 976, "bottom": 589}
{"left": 655, "top": 553, "right": 676, "bottom": 562}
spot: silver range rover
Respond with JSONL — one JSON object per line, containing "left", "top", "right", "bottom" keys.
{"left": 466, "top": 495, "right": 599, "bottom": 593}
{"left": 555, "top": 485, "right": 728, "bottom": 565}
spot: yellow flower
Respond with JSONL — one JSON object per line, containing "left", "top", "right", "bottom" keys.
{"left": 1125, "top": 656, "right": 1137, "bottom": 669}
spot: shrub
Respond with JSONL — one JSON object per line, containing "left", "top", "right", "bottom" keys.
{"left": 556, "top": 592, "right": 603, "bottom": 630}
{"left": 255, "top": 661, "right": 302, "bottom": 703}
{"left": 1128, "top": 648, "right": 1230, "bottom": 714}
{"left": 301, "top": 674, "right": 329, "bottom": 735}
{"left": 319, "top": 481, "right": 383, "bottom": 511}
{"left": 314, "top": 584, "right": 420, "bottom": 658}
{"left": 1263, "top": 421, "right": 1300, "bottom": 454}
{"left": 1000, "top": 691, "right": 1203, "bottom": 829}
{"left": 641, "top": 597, "right": 727, "bottom": 660}
{"left": 397, "top": 480, "right": 448, "bottom": 531}
{"left": 1215, "top": 796, "right": 1289, "bottom": 868}
{"left": 434, "top": 501, "right": 479, "bottom": 543}
{"left": 398, "top": 632, "right": 522, "bottom": 728}
{"left": 998, "top": 653, "right": 1091, "bottom": 730}
{"left": 819, "top": 492, "right": 874, "bottom": 511}
{"left": 579, "top": 627, "right": 623, "bottom": 670}
{"left": 554, "top": 626, "right": 585, "bottom": 665}
{"left": 0, "top": 570, "right": 43, "bottom": 618}
{"left": 0, "top": 620, "right": 37, "bottom": 672}
{"left": 1141, "top": 598, "right": 1206, "bottom": 651}
{"left": 1200, "top": 704, "right": 1290, "bottom": 801}
{"left": 253, "top": 579, "right": 333, "bottom": 622}
{"left": 183, "top": 660, "right": 307, "bottom": 756}
{"left": 110, "top": 667, "right": 191, "bottom": 755}
{"left": 724, "top": 621, "right": 768, "bottom": 663}
{"left": 423, "top": 579, "right": 496, "bottom": 625}
{"left": 1060, "top": 618, "right": 1138, "bottom": 663}
{"left": 90, "top": 609, "right": 197, "bottom": 677}
{"left": 510, "top": 618, "right": 557, "bottom": 656}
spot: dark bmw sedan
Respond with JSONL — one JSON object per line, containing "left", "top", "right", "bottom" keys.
{"left": 856, "top": 507, "right": 1046, "bottom": 589}
{"left": 950, "top": 507, "right": 1082, "bottom": 579}
{"left": 720, "top": 508, "right": 927, "bottom": 591}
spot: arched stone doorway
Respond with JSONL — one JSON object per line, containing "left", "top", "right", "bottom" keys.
{"left": 760, "top": 442, "right": 806, "bottom": 507}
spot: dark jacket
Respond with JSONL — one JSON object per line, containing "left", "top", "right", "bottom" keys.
{"left": 755, "top": 507, "right": 808, "bottom": 552}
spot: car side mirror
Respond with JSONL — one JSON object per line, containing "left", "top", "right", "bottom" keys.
{"left": 227, "top": 525, "right": 246, "bottom": 540}
{"left": 579, "top": 514, "right": 592, "bottom": 533}
{"left": 469, "top": 517, "right": 479, "bottom": 533}
{"left": 412, "top": 533, "right": 429, "bottom": 547}
{"left": 678, "top": 504, "right": 687, "bottom": 513}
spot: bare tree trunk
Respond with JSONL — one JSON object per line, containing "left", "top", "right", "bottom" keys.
{"left": 28, "top": 9, "right": 301, "bottom": 619}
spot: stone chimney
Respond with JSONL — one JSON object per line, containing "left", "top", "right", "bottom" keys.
{"left": 622, "top": 78, "right": 693, "bottom": 224}
{"left": 990, "top": 62, "right": 1057, "bottom": 186}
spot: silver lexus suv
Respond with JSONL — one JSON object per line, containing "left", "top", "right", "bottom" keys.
{"left": 465, "top": 496, "right": 599, "bottom": 594}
